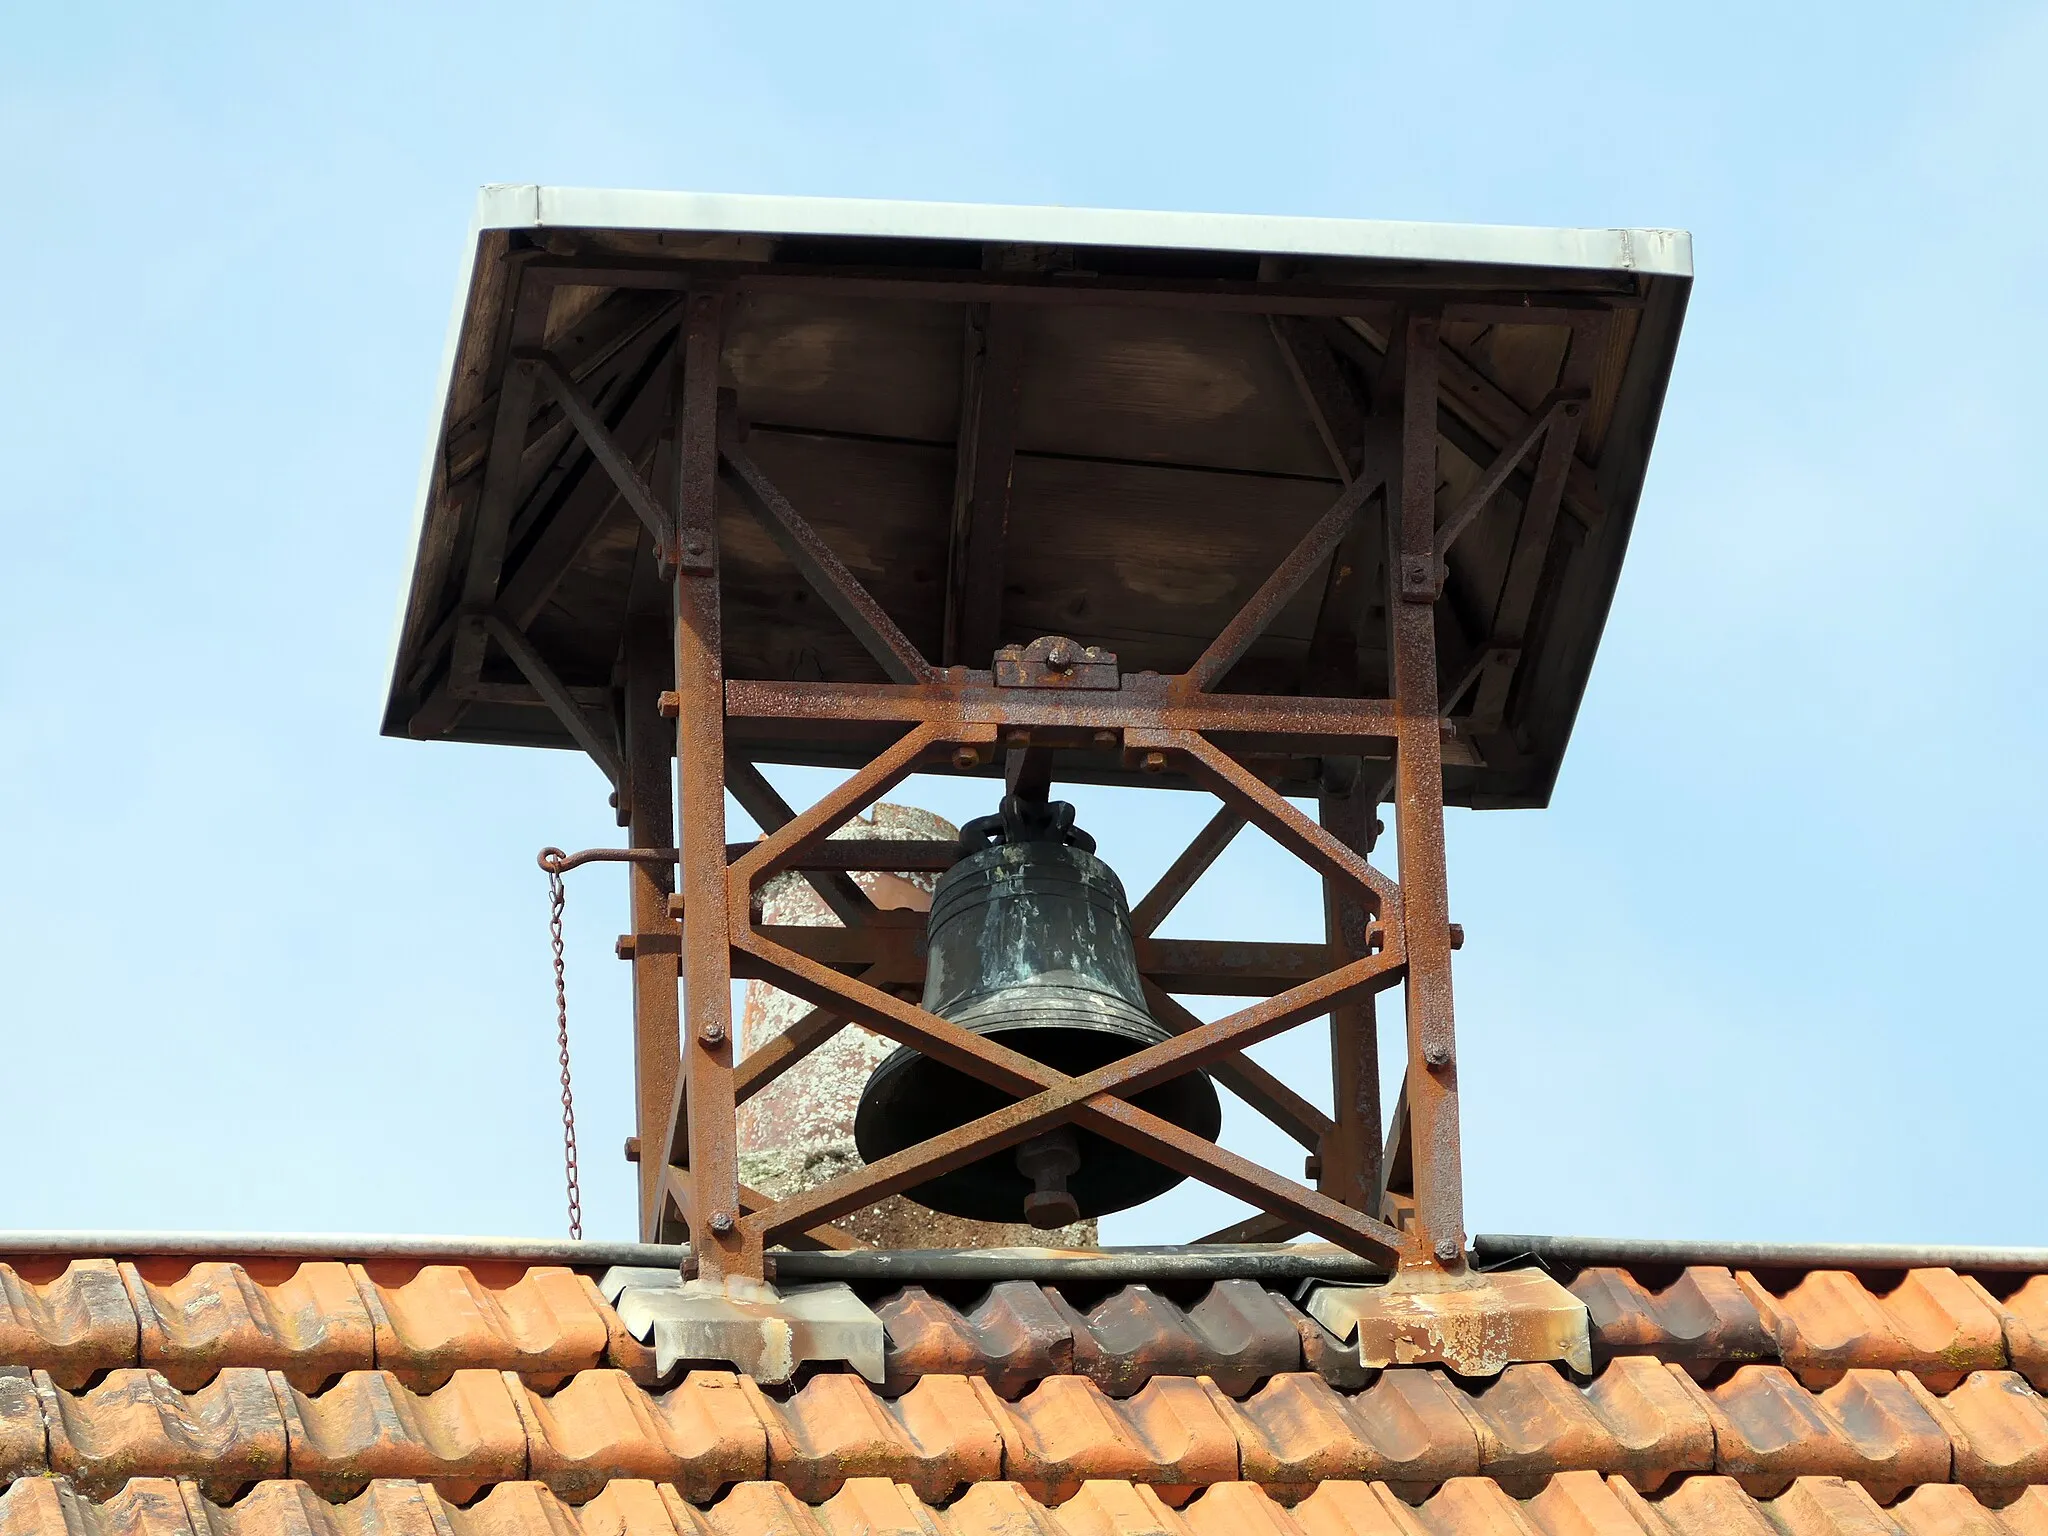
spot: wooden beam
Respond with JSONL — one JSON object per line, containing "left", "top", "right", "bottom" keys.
{"left": 410, "top": 276, "right": 550, "bottom": 737}
{"left": 481, "top": 614, "right": 622, "bottom": 786}
{"left": 519, "top": 348, "right": 674, "bottom": 552}
{"left": 1466, "top": 317, "right": 1604, "bottom": 729}
{"left": 718, "top": 426, "right": 935, "bottom": 685}
{"left": 1337, "top": 314, "right": 1603, "bottom": 528}
{"left": 946, "top": 304, "right": 1026, "bottom": 667}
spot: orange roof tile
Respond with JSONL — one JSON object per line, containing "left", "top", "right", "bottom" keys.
{"left": 6, "top": 1247, "right": 2048, "bottom": 1521}
{"left": 9, "top": 1476, "right": 2048, "bottom": 1536}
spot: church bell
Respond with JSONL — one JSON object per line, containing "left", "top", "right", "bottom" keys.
{"left": 853, "top": 797, "right": 1222, "bottom": 1228}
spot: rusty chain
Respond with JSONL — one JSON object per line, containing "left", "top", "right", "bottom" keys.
{"left": 540, "top": 849, "right": 582, "bottom": 1241}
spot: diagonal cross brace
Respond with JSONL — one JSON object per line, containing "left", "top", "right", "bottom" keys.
{"left": 732, "top": 923, "right": 1408, "bottom": 1261}
{"left": 718, "top": 423, "right": 936, "bottom": 686}
{"left": 517, "top": 347, "right": 677, "bottom": 555}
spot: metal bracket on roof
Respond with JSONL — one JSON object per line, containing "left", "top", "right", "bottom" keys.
{"left": 1305, "top": 1264, "right": 1591, "bottom": 1376}
{"left": 600, "top": 1266, "right": 885, "bottom": 1385}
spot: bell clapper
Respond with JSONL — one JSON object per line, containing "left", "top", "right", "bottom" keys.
{"left": 1016, "top": 1128, "right": 1084, "bottom": 1229}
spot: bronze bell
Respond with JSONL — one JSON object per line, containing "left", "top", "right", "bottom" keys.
{"left": 853, "top": 797, "right": 1222, "bottom": 1228}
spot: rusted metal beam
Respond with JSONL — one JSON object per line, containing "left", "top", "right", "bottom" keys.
{"left": 481, "top": 614, "right": 622, "bottom": 786}
{"left": 1128, "top": 806, "right": 1246, "bottom": 938}
{"left": 1151, "top": 729, "right": 1400, "bottom": 910}
{"left": 1388, "top": 311, "right": 1466, "bottom": 1272}
{"left": 668, "top": 289, "right": 749, "bottom": 1280}
{"left": 734, "top": 920, "right": 1406, "bottom": 1250}
{"left": 724, "top": 676, "right": 1399, "bottom": 744}
{"left": 1182, "top": 469, "right": 1385, "bottom": 694}
{"left": 726, "top": 722, "right": 968, "bottom": 897}
{"left": 623, "top": 612, "right": 681, "bottom": 1241}
{"left": 1198, "top": 1211, "right": 1305, "bottom": 1244}
{"left": 736, "top": 921, "right": 1325, "bottom": 997}
{"left": 946, "top": 304, "right": 1025, "bottom": 667}
{"left": 1318, "top": 790, "right": 1382, "bottom": 1213}
{"left": 1144, "top": 983, "right": 1331, "bottom": 1152}
{"left": 722, "top": 754, "right": 877, "bottom": 927}
{"left": 659, "top": 1166, "right": 865, "bottom": 1252}
{"left": 717, "top": 426, "right": 936, "bottom": 685}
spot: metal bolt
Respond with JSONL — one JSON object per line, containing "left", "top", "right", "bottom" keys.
{"left": 1447, "top": 923, "right": 1464, "bottom": 950}
{"left": 1045, "top": 639, "right": 1076, "bottom": 673}
{"left": 1423, "top": 1041, "right": 1451, "bottom": 1067}
{"left": 1433, "top": 1237, "right": 1462, "bottom": 1264}
{"left": 699, "top": 1021, "right": 727, "bottom": 1047}
{"left": 952, "top": 746, "right": 979, "bottom": 770}
{"left": 1092, "top": 730, "right": 1118, "bottom": 749}
{"left": 658, "top": 691, "right": 680, "bottom": 719}
{"left": 1140, "top": 750, "right": 1168, "bottom": 773}
{"left": 623, "top": 1136, "right": 641, "bottom": 1163}
{"left": 708, "top": 1209, "right": 735, "bottom": 1234}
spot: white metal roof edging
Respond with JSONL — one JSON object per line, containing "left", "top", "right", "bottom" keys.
{"left": 477, "top": 183, "right": 1693, "bottom": 279}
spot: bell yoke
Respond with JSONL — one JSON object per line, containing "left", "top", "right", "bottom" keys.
{"left": 855, "top": 795, "right": 1224, "bottom": 1229}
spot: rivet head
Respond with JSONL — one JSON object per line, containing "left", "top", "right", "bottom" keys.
{"left": 1423, "top": 1041, "right": 1451, "bottom": 1067}
{"left": 1433, "top": 1237, "right": 1462, "bottom": 1263}
{"left": 699, "top": 1022, "right": 727, "bottom": 1047}
{"left": 1140, "top": 750, "right": 1168, "bottom": 773}
{"left": 952, "top": 746, "right": 979, "bottom": 771}
{"left": 708, "top": 1210, "right": 735, "bottom": 1234}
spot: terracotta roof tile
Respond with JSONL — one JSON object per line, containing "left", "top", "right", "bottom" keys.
{"left": 1047, "top": 1285, "right": 1300, "bottom": 1402}
{"left": 1989, "top": 1279, "right": 2048, "bottom": 1393}
{"left": 13, "top": 1478, "right": 2048, "bottom": 1536}
{"left": 350, "top": 1268, "right": 610, "bottom": 1393}
{"left": 0, "top": 1262, "right": 139, "bottom": 1391}
{"left": 1893, "top": 1482, "right": 2048, "bottom": 1536}
{"left": 988, "top": 1375, "right": 1238, "bottom": 1505}
{"left": 1, "top": 1373, "right": 44, "bottom": 1485}
{"left": 1746, "top": 1271, "right": 2009, "bottom": 1392}
{"left": 879, "top": 1283, "right": 1072, "bottom": 1399}
{"left": 514, "top": 1367, "right": 714, "bottom": 1504}
{"left": 122, "top": 1264, "right": 374, "bottom": 1395}
{"left": 637, "top": 1374, "right": 769, "bottom": 1504}
{"left": 1457, "top": 1358, "right": 1711, "bottom": 1496}
{"left": 36, "top": 1367, "right": 286, "bottom": 1501}
{"left": 275, "top": 1368, "right": 526, "bottom": 1502}
{"left": 1901, "top": 1370, "right": 2048, "bottom": 1490}
{"left": 1567, "top": 1267, "right": 1775, "bottom": 1380}
{"left": 1691, "top": 1365, "right": 1954, "bottom": 1501}
{"left": 1219, "top": 1370, "right": 1477, "bottom": 1499}
{"left": 878, "top": 1283, "right": 1304, "bottom": 1402}
{"left": 753, "top": 1371, "right": 1000, "bottom": 1504}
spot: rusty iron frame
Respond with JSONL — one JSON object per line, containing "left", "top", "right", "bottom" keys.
{"left": 460, "top": 257, "right": 1563, "bottom": 1281}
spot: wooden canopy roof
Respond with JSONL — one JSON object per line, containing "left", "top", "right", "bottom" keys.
{"left": 384, "top": 188, "right": 1690, "bottom": 808}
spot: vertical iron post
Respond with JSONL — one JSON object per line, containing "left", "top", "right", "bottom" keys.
{"left": 1317, "top": 790, "right": 1382, "bottom": 1212}
{"left": 623, "top": 614, "right": 681, "bottom": 1241}
{"left": 1388, "top": 309, "right": 1467, "bottom": 1271}
{"left": 670, "top": 291, "right": 754, "bottom": 1280}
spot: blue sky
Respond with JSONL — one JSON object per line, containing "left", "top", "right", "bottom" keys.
{"left": 2, "top": 3, "right": 2042, "bottom": 1246}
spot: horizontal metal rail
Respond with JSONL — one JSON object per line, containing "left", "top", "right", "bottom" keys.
{"left": 1474, "top": 1233, "right": 2048, "bottom": 1275}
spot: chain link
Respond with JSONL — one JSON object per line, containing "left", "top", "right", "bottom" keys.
{"left": 547, "top": 865, "right": 583, "bottom": 1241}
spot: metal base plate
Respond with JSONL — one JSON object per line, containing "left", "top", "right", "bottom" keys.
{"left": 1306, "top": 1265, "right": 1592, "bottom": 1376}
{"left": 600, "top": 1267, "right": 884, "bottom": 1384}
